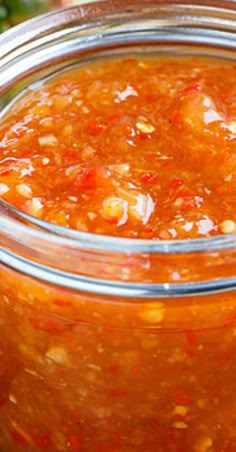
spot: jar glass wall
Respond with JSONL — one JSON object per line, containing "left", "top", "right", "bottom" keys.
{"left": 1, "top": 1, "right": 236, "bottom": 450}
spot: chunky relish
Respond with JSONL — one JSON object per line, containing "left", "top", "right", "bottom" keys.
{"left": 1, "top": 56, "right": 236, "bottom": 452}
{"left": 1, "top": 57, "right": 236, "bottom": 239}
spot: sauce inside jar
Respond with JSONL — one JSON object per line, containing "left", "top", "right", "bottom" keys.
{"left": 1, "top": 56, "right": 236, "bottom": 452}
{"left": 1, "top": 56, "right": 236, "bottom": 239}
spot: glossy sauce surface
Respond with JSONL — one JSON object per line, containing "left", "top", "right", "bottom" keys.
{"left": 1, "top": 57, "right": 236, "bottom": 239}
{"left": 1, "top": 57, "right": 236, "bottom": 452}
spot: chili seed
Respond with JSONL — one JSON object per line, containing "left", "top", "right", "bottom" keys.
{"left": 39, "top": 134, "right": 58, "bottom": 146}
{"left": 139, "top": 303, "right": 165, "bottom": 324}
{"left": 219, "top": 220, "right": 236, "bottom": 234}
{"left": 45, "top": 346, "right": 69, "bottom": 365}
{"left": 16, "top": 184, "right": 32, "bottom": 198}
{"left": 0, "top": 183, "right": 9, "bottom": 195}
{"left": 173, "top": 405, "right": 188, "bottom": 416}
{"left": 172, "top": 421, "right": 188, "bottom": 429}
{"left": 136, "top": 120, "right": 155, "bottom": 134}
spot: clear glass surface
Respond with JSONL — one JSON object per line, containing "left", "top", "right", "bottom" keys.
{"left": 1, "top": 2, "right": 236, "bottom": 451}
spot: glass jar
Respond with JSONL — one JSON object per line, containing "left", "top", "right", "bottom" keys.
{"left": 1, "top": 1, "right": 236, "bottom": 450}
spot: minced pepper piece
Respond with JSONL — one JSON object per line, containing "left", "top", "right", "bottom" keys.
{"left": 69, "top": 434, "right": 82, "bottom": 452}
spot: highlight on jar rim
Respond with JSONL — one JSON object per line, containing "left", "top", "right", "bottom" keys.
{"left": 1, "top": 1, "right": 236, "bottom": 451}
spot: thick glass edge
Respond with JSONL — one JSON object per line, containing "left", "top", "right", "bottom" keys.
{"left": 2, "top": 247, "right": 236, "bottom": 298}
{"left": 1, "top": 0, "right": 236, "bottom": 62}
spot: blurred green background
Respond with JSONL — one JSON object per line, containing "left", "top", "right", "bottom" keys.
{"left": 0, "top": 0, "right": 80, "bottom": 31}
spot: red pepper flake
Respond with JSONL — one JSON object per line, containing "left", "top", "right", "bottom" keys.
{"left": 145, "top": 94, "right": 156, "bottom": 103}
{"left": 179, "top": 365, "right": 190, "bottom": 373}
{"left": 131, "top": 361, "right": 143, "bottom": 374}
{"left": 136, "top": 77, "right": 144, "bottom": 84}
{"left": 187, "top": 348, "right": 197, "bottom": 358}
{"left": 183, "top": 83, "right": 202, "bottom": 94}
{"left": 140, "top": 171, "right": 158, "bottom": 184}
{"left": 108, "top": 364, "right": 120, "bottom": 375}
{"left": 171, "top": 110, "right": 181, "bottom": 126}
{"left": 53, "top": 299, "right": 72, "bottom": 308}
{"left": 105, "top": 217, "right": 122, "bottom": 225}
{"left": 0, "top": 169, "right": 12, "bottom": 177}
{"left": 10, "top": 430, "right": 30, "bottom": 447}
{"left": 175, "top": 190, "right": 190, "bottom": 198}
{"left": 185, "top": 330, "right": 198, "bottom": 347}
{"left": 21, "top": 149, "right": 31, "bottom": 157}
{"left": 219, "top": 351, "right": 232, "bottom": 362}
{"left": 62, "top": 151, "right": 78, "bottom": 160}
{"left": 43, "top": 319, "right": 63, "bottom": 334}
{"left": 162, "top": 160, "right": 170, "bottom": 168}
{"left": 148, "top": 419, "right": 159, "bottom": 428}
{"left": 110, "top": 389, "right": 127, "bottom": 398}
{"left": 184, "top": 330, "right": 198, "bottom": 357}
{"left": 138, "top": 132, "right": 150, "bottom": 140}
{"left": 170, "top": 388, "right": 190, "bottom": 406}
{"left": 76, "top": 167, "right": 107, "bottom": 190}
{"left": 87, "top": 120, "right": 104, "bottom": 135}
{"left": 143, "top": 226, "right": 155, "bottom": 233}
{"left": 171, "top": 178, "right": 184, "bottom": 189}
{"left": 122, "top": 58, "right": 137, "bottom": 64}
{"left": 33, "top": 432, "right": 51, "bottom": 449}
{"left": 167, "top": 428, "right": 178, "bottom": 442}
{"left": 29, "top": 316, "right": 41, "bottom": 330}
{"left": 29, "top": 316, "right": 62, "bottom": 334}
{"left": 69, "top": 434, "right": 82, "bottom": 452}
{"left": 106, "top": 114, "right": 123, "bottom": 126}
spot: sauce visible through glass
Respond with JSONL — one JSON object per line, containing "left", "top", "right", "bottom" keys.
{"left": 1, "top": 56, "right": 236, "bottom": 239}
{"left": 1, "top": 56, "right": 236, "bottom": 452}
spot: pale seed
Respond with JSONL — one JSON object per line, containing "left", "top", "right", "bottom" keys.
{"left": 16, "top": 184, "right": 32, "bottom": 198}
{"left": 219, "top": 219, "right": 236, "bottom": 234}
{"left": 46, "top": 346, "right": 69, "bottom": 365}
{"left": 172, "top": 421, "right": 188, "bottom": 429}
{"left": 39, "top": 134, "right": 58, "bottom": 146}
{"left": 136, "top": 120, "right": 155, "bottom": 134}
{"left": 139, "top": 303, "right": 165, "bottom": 324}
{"left": 173, "top": 405, "right": 188, "bottom": 416}
{"left": 0, "top": 183, "right": 9, "bottom": 196}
